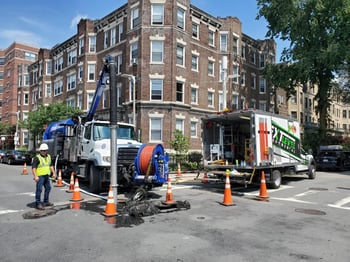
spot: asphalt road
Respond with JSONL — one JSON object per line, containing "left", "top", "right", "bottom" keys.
{"left": 0, "top": 163, "right": 349, "bottom": 262}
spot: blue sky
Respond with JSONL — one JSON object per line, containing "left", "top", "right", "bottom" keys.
{"left": 0, "top": 0, "right": 287, "bottom": 61}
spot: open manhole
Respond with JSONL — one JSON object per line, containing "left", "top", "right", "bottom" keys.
{"left": 295, "top": 208, "right": 326, "bottom": 215}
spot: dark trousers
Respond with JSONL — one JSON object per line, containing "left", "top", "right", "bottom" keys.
{"left": 35, "top": 175, "right": 51, "bottom": 206}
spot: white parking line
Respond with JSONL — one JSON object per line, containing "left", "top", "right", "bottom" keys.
{"left": 0, "top": 209, "right": 24, "bottom": 215}
{"left": 328, "top": 196, "right": 350, "bottom": 210}
{"left": 16, "top": 192, "right": 35, "bottom": 196}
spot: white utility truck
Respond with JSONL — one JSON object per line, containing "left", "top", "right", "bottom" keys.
{"left": 202, "top": 109, "right": 316, "bottom": 188}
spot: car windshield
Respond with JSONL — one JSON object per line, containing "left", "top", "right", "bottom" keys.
{"left": 318, "top": 151, "right": 340, "bottom": 157}
{"left": 93, "top": 124, "right": 136, "bottom": 141}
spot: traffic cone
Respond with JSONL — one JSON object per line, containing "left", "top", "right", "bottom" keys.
{"left": 70, "top": 178, "right": 84, "bottom": 202}
{"left": 176, "top": 162, "right": 182, "bottom": 177}
{"left": 70, "top": 202, "right": 81, "bottom": 210}
{"left": 256, "top": 171, "right": 269, "bottom": 200}
{"left": 202, "top": 173, "right": 209, "bottom": 184}
{"left": 21, "top": 163, "right": 28, "bottom": 175}
{"left": 54, "top": 169, "right": 64, "bottom": 187}
{"left": 221, "top": 169, "right": 234, "bottom": 206}
{"left": 66, "top": 172, "right": 75, "bottom": 193}
{"left": 164, "top": 177, "right": 174, "bottom": 204}
{"left": 102, "top": 186, "right": 117, "bottom": 217}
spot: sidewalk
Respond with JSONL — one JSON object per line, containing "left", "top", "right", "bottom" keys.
{"left": 169, "top": 172, "right": 202, "bottom": 183}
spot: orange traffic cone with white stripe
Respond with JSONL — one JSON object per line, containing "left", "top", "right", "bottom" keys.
{"left": 221, "top": 169, "right": 234, "bottom": 206}
{"left": 54, "top": 169, "right": 64, "bottom": 187}
{"left": 21, "top": 162, "right": 28, "bottom": 175}
{"left": 176, "top": 163, "right": 182, "bottom": 177}
{"left": 66, "top": 172, "right": 75, "bottom": 193}
{"left": 70, "top": 178, "right": 83, "bottom": 202}
{"left": 164, "top": 177, "right": 174, "bottom": 204}
{"left": 202, "top": 173, "right": 209, "bottom": 184}
{"left": 256, "top": 171, "right": 269, "bottom": 201}
{"left": 102, "top": 186, "right": 117, "bottom": 217}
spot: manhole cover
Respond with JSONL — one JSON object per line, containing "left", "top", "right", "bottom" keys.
{"left": 295, "top": 208, "right": 326, "bottom": 215}
{"left": 309, "top": 187, "right": 328, "bottom": 191}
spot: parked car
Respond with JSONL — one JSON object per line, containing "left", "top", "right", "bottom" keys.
{"left": 2, "top": 150, "right": 32, "bottom": 165}
{"left": 0, "top": 149, "right": 6, "bottom": 163}
{"left": 316, "top": 148, "right": 350, "bottom": 171}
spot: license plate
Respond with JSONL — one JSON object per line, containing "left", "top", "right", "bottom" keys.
{"left": 323, "top": 159, "right": 328, "bottom": 162}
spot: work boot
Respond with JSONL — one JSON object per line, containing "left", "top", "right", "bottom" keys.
{"left": 43, "top": 202, "right": 54, "bottom": 207}
{"left": 36, "top": 204, "right": 45, "bottom": 210}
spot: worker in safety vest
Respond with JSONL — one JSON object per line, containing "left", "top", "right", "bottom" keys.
{"left": 32, "top": 143, "right": 57, "bottom": 210}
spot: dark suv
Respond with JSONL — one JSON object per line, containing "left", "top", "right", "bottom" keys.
{"left": 316, "top": 149, "right": 350, "bottom": 171}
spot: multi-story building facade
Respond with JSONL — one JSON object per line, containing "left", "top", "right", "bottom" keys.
{"left": 24, "top": 0, "right": 276, "bottom": 152}
{"left": 0, "top": 42, "right": 39, "bottom": 149}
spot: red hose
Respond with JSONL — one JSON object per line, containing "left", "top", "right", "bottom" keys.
{"left": 138, "top": 145, "right": 156, "bottom": 175}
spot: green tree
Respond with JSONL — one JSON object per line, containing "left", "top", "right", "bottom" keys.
{"left": 257, "top": 0, "right": 350, "bottom": 143}
{"left": 169, "top": 129, "right": 190, "bottom": 165}
{"left": 23, "top": 103, "right": 82, "bottom": 148}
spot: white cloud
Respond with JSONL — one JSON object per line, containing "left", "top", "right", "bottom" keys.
{"left": 0, "top": 29, "right": 43, "bottom": 47}
{"left": 70, "top": 14, "right": 88, "bottom": 29}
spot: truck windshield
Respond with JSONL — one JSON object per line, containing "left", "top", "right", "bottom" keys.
{"left": 93, "top": 124, "right": 136, "bottom": 141}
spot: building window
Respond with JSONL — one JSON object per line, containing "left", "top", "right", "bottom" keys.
{"left": 233, "top": 37, "right": 239, "bottom": 56}
{"left": 46, "top": 60, "right": 52, "bottom": 75}
{"left": 89, "top": 35, "right": 96, "bottom": 53}
{"left": 24, "top": 93, "right": 29, "bottom": 105}
{"left": 67, "top": 49, "right": 77, "bottom": 66}
{"left": 66, "top": 98, "right": 75, "bottom": 108}
{"left": 131, "top": 7, "right": 140, "bottom": 29}
{"left": 176, "top": 44, "right": 185, "bottom": 66}
{"left": 55, "top": 56, "right": 63, "bottom": 72}
{"left": 241, "top": 72, "right": 246, "bottom": 86}
{"left": 151, "top": 4, "right": 164, "bottom": 25}
{"left": 250, "top": 50, "right": 256, "bottom": 64}
{"left": 176, "top": 82, "right": 184, "bottom": 102}
{"left": 191, "top": 54, "right": 198, "bottom": 71}
{"left": 78, "top": 65, "right": 83, "bottom": 81}
{"left": 77, "top": 94, "right": 83, "bottom": 109}
{"left": 118, "top": 23, "right": 123, "bottom": 42}
{"left": 67, "top": 73, "right": 76, "bottom": 91}
{"left": 208, "top": 61, "right": 214, "bottom": 76}
{"left": 88, "top": 64, "right": 95, "bottom": 81}
{"left": 79, "top": 38, "right": 84, "bottom": 55}
{"left": 25, "top": 52, "right": 37, "bottom": 61}
{"left": 232, "top": 94, "right": 238, "bottom": 110}
{"left": 130, "top": 42, "right": 138, "bottom": 64}
{"left": 251, "top": 74, "right": 256, "bottom": 89}
{"left": 220, "top": 34, "right": 228, "bottom": 52}
{"left": 241, "top": 45, "right": 246, "bottom": 59}
{"left": 45, "top": 83, "right": 51, "bottom": 97}
{"left": 233, "top": 65, "right": 239, "bottom": 84}
{"left": 192, "top": 23, "right": 199, "bottom": 39}
{"left": 259, "top": 78, "right": 266, "bottom": 93}
{"left": 176, "top": 119, "right": 184, "bottom": 134}
{"left": 260, "top": 53, "right": 266, "bottom": 68}
{"left": 343, "top": 110, "right": 347, "bottom": 118}
{"left": 150, "top": 118, "right": 162, "bottom": 141}
{"left": 116, "top": 54, "right": 122, "bottom": 74}
{"left": 151, "top": 79, "right": 163, "bottom": 100}
{"left": 104, "top": 31, "right": 109, "bottom": 49}
{"left": 208, "top": 31, "right": 215, "bottom": 46}
{"left": 191, "top": 121, "right": 197, "bottom": 137}
{"left": 259, "top": 101, "right": 267, "bottom": 111}
{"left": 151, "top": 41, "right": 163, "bottom": 63}
{"left": 110, "top": 27, "right": 116, "bottom": 46}
{"left": 177, "top": 7, "right": 185, "bottom": 29}
{"left": 54, "top": 79, "right": 63, "bottom": 96}
{"left": 191, "top": 87, "right": 198, "bottom": 104}
{"left": 208, "top": 91, "right": 214, "bottom": 107}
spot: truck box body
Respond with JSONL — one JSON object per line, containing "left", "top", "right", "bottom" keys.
{"left": 202, "top": 110, "right": 315, "bottom": 188}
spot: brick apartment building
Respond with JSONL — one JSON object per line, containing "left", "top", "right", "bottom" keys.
{"left": 22, "top": 0, "right": 276, "bottom": 152}
{"left": 7, "top": 0, "right": 348, "bottom": 153}
{"left": 0, "top": 42, "right": 39, "bottom": 149}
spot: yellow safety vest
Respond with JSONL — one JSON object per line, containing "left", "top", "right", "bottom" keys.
{"left": 36, "top": 154, "right": 51, "bottom": 176}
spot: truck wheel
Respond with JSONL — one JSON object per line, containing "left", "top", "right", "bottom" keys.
{"left": 269, "top": 169, "right": 281, "bottom": 189}
{"left": 89, "top": 164, "right": 101, "bottom": 193}
{"left": 308, "top": 164, "right": 316, "bottom": 179}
